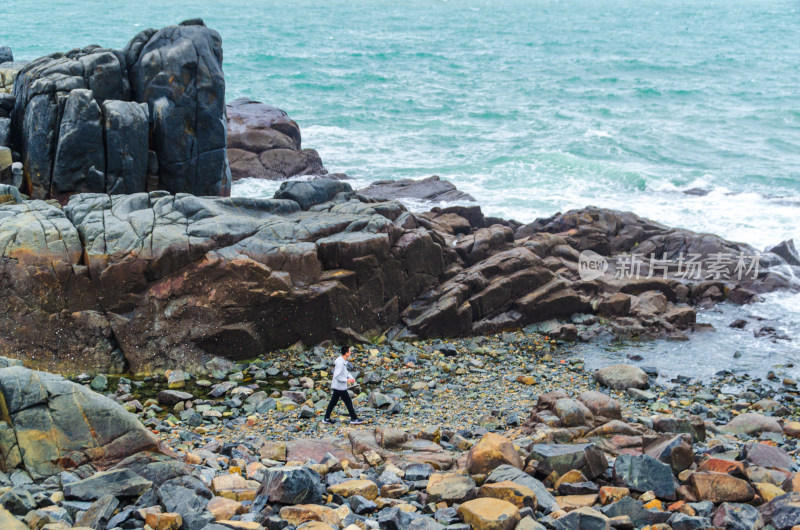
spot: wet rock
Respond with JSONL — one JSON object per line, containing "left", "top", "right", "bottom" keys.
{"left": 595, "top": 364, "right": 649, "bottom": 390}
{"left": 359, "top": 175, "right": 475, "bottom": 203}
{"left": 128, "top": 20, "right": 230, "bottom": 196}
{"left": 613, "top": 454, "right": 677, "bottom": 500}
{"left": 466, "top": 433, "right": 524, "bottom": 474}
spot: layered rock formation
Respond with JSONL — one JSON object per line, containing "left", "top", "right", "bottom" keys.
{"left": 227, "top": 97, "right": 333, "bottom": 181}
{"left": 0, "top": 178, "right": 797, "bottom": 374}
{"left": 5, "top": 19, "right": 230, "bottom": 201}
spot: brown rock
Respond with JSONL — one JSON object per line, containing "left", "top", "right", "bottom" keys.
{"left": 466, "top": 433, "right": 524, "bottom": 475}
{"left": 327, "top": 479, "right": 379, "bottom": 501}
{"left": 479, "top": 480, "right": 537, "bottom": 510}
{"left": 599, "top": 486, "right": 630, "bottom": 505}
{"left": 690, "top": 472, "right": 755, "bottom": 503}
{"left": 207, "top": 497, "right": 245, "bottom": 521}
{"left": 556, "top": 494, "right": 599, "bottom": 511}
{"left": 698, "top": 458, "right": 746, "bottom": 477}
{"left": 754, "top": 482, "right": 786, "bottom": 502}
{"left": 279, "top": 504, "right": 341, "bottom": 527}
{"left": 144, "top": 512, "right": 183, "bottom": 530}
{"left": 577, "top": 391, "right": 623, "bottom": 420}
{"left": 457, "top": 497, "right": 521, "bottom": 530}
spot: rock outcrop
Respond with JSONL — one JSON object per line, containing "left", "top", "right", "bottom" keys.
{"left": 7, "top": 19, "right": 230, "bottom": 201}
{"left": 0, "top": 365, "right": 158, "bottom": 479}
{"left": 227, "top": 97, "right": 332, "bottom": 181}
{"left": 0, "top": 180, "right": 797, "bottom": 373}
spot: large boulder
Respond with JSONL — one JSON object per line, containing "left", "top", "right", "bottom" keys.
{"left": 126, "top": 19, "right": 230, "bottom": 196}
{"left": 10, "top": 19, "right": 229, "bottom": 201}
{"left": 0, "top": 365, "right": 159, "bottom": 479}
{"left": 226, "top": 97, "right": 327, "bottom": 180}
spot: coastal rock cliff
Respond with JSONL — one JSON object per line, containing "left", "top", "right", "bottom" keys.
{"left": 0, "top": 179, "right": 797, "bottom": 374}
{"left": 6, "top": 19, "right": 230, "bottom": 201}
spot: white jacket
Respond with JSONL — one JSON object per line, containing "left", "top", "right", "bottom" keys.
{"left": 331, "top": 356, "right": 354, "bottom": 391}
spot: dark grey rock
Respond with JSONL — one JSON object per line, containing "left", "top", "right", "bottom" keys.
{"left": 63, "top": 468, "right": 152, "bottom": 500}
{"left": 599, "top": 496, "right": 671, "bottom": 527}
{"left": 0, "top": 47, "right": 11, "bottom": 64}
{"left": 668, "top": 512, "right": 712, "bottom": 530}
{"left": 0, "top": 486, "right": 36, "bottom": 515}
{"left": 158, "top": 390, "right": 194, "bottom": 407}
{"left": 157, "top": 481, "right": 214, "bottom": 530}
{"left": 529, "top": 443, "right": 608, "bottom": 479}
{"left": 74, "top": 494, "right": 119, "bottom": 529}
{"left": 258, "top": 465, "right": 322, "bottom": 505}
{"left": 613, "top": 454, "right": 677, "bottom": 500}
{"left": 274, "top": 179, "right": 353, "bottom": 210}
{"left": 102, "top": 99, "right": 149, "bottom": 194}
{"left": 127, "top": 20, "right": 230, "bottom": 196}
{"left": 713, "top": 502, "right": 763, "bottom": 530}
{"left": 359, "top": 175, "right": 475, "bottom": 203}
{"left": 552, "top": 508, "right": 609, "bottom": 530}
{"left": 759, "top": 492, "right": 800, "bottom": 530}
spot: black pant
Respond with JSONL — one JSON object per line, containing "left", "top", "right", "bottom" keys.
{"left": 325, "top": 389, "right": 358, "bottom": 420}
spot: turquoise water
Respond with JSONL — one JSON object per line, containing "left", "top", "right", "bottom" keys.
{"left": 3, "top": 0, "right": 800, "bottom": 379}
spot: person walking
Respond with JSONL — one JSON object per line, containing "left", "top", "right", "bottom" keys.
{"left": 323, "top": 346, "right": 363, "bottom": 425}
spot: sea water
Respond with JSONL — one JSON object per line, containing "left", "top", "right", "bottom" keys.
{"left": 4, "top": 0, "right": 799, "bottom": 381}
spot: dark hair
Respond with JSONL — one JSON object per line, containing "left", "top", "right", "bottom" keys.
{"left": 340, "top": 345, "right": 350, "bottom": 355}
